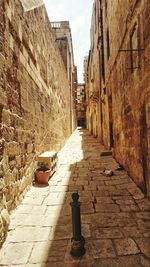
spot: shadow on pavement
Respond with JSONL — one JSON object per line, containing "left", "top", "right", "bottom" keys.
{"left": 0, "top": 128, "right": 150, "bottom": 267}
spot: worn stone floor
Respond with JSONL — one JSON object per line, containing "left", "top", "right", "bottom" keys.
{"left": 0, "top": 128, "right": 150, "bottom": 267}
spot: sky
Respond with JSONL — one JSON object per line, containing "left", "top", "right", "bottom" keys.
{"left": 43, "top": 0, "right": 94, "bottom": 82}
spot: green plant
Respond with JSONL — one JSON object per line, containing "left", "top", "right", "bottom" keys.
{"left": 37, "top": 162, "right": 49, "bottom": 171}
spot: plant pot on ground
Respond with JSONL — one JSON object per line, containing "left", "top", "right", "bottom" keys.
{"left": 34, "top": 162, "right": 51, "bottom": 184}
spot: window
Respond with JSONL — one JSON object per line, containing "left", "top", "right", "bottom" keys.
{"left": 130, "top": 23, "right": 139, "bottom": 72}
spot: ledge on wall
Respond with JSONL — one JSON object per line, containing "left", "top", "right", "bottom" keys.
{"left": 100, "top": 150, "right": 112, "bottom": 157}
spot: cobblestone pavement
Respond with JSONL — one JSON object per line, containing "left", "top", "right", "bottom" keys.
{"left": 1, "top": 128, "right": 150, "bottom": 267}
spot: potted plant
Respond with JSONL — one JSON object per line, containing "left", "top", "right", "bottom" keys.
{"left": 34, "top": 162, "right": 51, "bottom": 184}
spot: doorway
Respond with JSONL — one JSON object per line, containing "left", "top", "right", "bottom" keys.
{"left": 108, "top": 94, "right": 114, "bottom": 148}
{"left": 141, "top": 101, "right": 150, "bottom": 196}
{"left": 90, "top": 113, "right": 93, "bottom": 135}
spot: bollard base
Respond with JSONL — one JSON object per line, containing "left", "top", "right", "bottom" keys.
{"left": 70, "top": 236, "right": 85, "bottom": 257}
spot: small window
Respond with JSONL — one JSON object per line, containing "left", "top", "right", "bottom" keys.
{"left": 130, "top": 23, "right": 139, "bottom": 72}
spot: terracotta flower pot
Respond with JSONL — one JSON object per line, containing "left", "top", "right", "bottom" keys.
{"left": 35, "top": 169, "right": 51, "bottom": 184}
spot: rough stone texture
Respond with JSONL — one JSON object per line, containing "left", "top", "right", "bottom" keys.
{"left": 0, "top": 0, "right": 74, "bottom": 246}
{"left": 0, "top": 128, "right": 150, "bottom": 266}
{"left": 136, "top": 238, "right": 150, "bottom": 258}
{"left": 114, "top": 238, "right": 140, "bottom": 256}
{"left": 100, "top": 0, "right": 150, "bottom": 196}
{"left": 50, "top": 21, "right": 77, "bottom": 132}
{"left": 85, "top": 0, "right": 150, "bottom": 199}
{"left": 0, "top": 242, "right": 34, "bottom": 265}
{"left": 85, "top": 0, "right": 102, "bottom": 139}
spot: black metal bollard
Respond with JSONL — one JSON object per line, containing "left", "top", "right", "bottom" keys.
{"left": 70, "top": 192, "right": 85, "bottom": 257}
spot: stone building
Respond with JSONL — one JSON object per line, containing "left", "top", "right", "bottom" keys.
{"left": 85, "top": 0, "right": 150, "bottom": 196}
{"left": 0, "top": 0, "right": 75, "bottom": 246}
{"left": 76, "top": 83, "right": 86, "bottom": 127}
{"left": 85, "top": 0, "right": 102, "bottom": 138}
{"left": 50, "top": 21, "right": 77, "bottom": 132}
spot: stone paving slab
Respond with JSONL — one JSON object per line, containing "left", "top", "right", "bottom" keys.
{"left": 0, "top": 243, "right": 34, "bottom": 265}
{"left": 0, "top": 128, "right": 150, "bottom": 266}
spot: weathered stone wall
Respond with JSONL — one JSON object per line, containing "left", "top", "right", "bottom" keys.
{"left": 102, "top": 0, "right": 150, "bottom": 194}
{"left": 87, "top": 0, "right": 102, "bottom": 139}
{"left": 51, "top": 23, "right": 76, "bottom": 133}
{"left": 0, "top": 0, "right": 72, "bottom": 246}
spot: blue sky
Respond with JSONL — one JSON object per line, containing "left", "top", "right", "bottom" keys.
{"left": 43, "top": 0, "right": 94, "bottom": 82}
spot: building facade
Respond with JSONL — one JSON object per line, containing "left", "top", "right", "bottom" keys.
{"left": 50, "top": 21, "right": 77, "bottom": 132}
{"left": 0, "top": 0, "right": 76, "bottom": 246}
{"left": 85, "top": 0, "right": 150, "bottom": 196}
{"left": 85, "top": 0, "right": 102, "bottom": 139}
{"left": 76, "top": 83, "right": 86, "bottom": 127}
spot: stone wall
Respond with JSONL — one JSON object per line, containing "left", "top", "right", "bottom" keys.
{"left": 86, "top": 0, "right": 102, "bottom": 139}
{"left": 101, "top": 0, "right": 150, "bottom": 195}
{"left": 0, "top": 0, "right": 72, "bottom": 246}
{"left": 51, "top": 22, "right": 76, "bottom": 133}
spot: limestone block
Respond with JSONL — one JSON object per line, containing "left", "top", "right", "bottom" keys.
{"left": 37, "top": 63, "right": 40, "bottom": 72}
{"left": 2, "top": 109, "right": 11, "bottom": 126}
{"left": 6, "top": 3, "right": 11, "bottom": 21}
{"left": 12, "top": 168, "right": 19, "bottom": 181}
{"left": 6, "top": 200, "right": 13, "bottom": 211}
{"left": 1, "top": 194, "right": 7, "bottom": 209}
{"left": 31, "top": 69, "right": 36, "bottom": 82}
{"left": 19, "top": 167, "right": 24, "bottom": 179}
{"left": 1, "top": 209, "right": 10, "bottom": 231}
{"left": 0, "top": 89, "right": 7, "bottom": 107}
{"left": 26, "top": 61, "right": 31, "bottom": 74}
{"left": 19, "top": 51, "right": 26, "bottom": 67}
{"left": 4, "top": 171, "right": 15, "bottom": 186}
{"left": 15, "top": 130, "right": 24, "bottom": 143}
{"left": 18, "top": 22, "right": 22, "bottom": 41}
{"left": 5, "top": 185, "right": 13, "bottom": 201}
{"left": 30, "top": 59, "right": 35, "bottom": 71}
{"left": 0, "top": 53, "right": 5, "bottom": 70}
{"left": 16, "top": 155, "right": 22, "bottom": 167}
{"left": 2, "top": 126, "right": 15, "bottom": 142}
{"left": 27, "top": 143, "right": 34, "bottom": 154}
{"left": 5, "top": 141, "right": 20, "bottom": 156}
{"left": 22, "top": 47, "right": 28, "bottom": 61}
{"left": 21, "top": 98, "right": 29, "bottom": 112}
{"left": 26, "top": 154, "right": 35, "bottom": 167}
{"left": 9, "top": 34, "right": 14, "bottom": 50}
{"left": 17, "top": 69, "right": 22, "bottom": 81}
{"left": 0, "top": 179, "right": 5, "bottom": 193}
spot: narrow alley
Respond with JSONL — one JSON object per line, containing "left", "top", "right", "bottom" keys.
{"left": 1, "top": 0, "right": 150, "bottom": 266}
{"left": 0, "top": 128, "right": 150, "bottom": 267}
